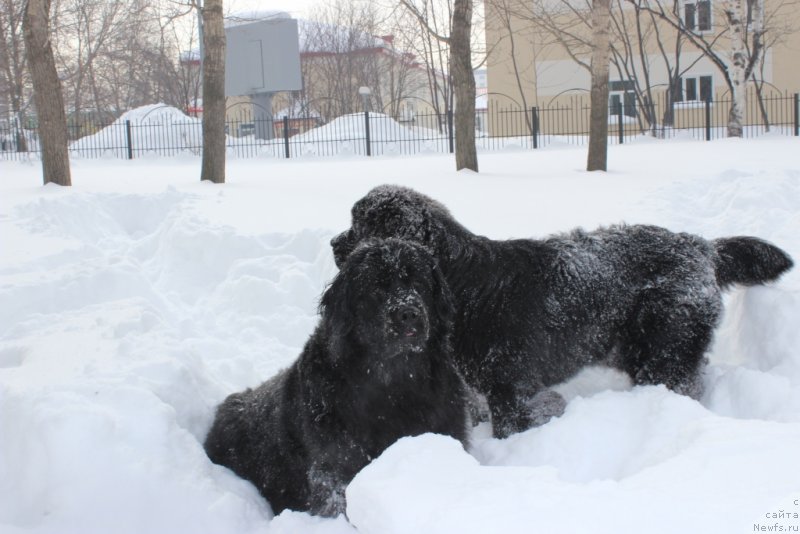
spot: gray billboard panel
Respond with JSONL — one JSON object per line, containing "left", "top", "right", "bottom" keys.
{"left": 225, "top": 18, "right": 302, "bottom": 96}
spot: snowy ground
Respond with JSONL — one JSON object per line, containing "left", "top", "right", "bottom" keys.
{"left": 1, "top": 136, "right": 799, "bottom": 534}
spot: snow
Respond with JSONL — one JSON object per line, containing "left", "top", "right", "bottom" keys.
{"left": 1, "top": 135, "right": 800, "bottom": 534}
{"left": 69, "top": 104, "right": 203, "bottom": 159}
{"left": 59, "top": 105, "right": 447, "bottom": 159}
{"left": 290, "top": 113, "right": 445, "bottom": 157}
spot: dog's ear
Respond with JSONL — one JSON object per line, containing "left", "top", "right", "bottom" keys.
{"left": 319, "top": 270, "right": 355, "bottom": 362}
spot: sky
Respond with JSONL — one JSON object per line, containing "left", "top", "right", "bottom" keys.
{"left": 227, "top": 0, "right": 316, "bottom": 19}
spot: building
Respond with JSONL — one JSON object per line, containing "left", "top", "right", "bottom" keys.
{"left": 292, "top": 28, "right": 446, "bottom": 121}
{"left": 484, "top": 0, "right": 800, "bottom": 134}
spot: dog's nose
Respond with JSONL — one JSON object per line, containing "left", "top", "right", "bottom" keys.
{"left": 397, "top": 306, "right": 420, "bottom": 324}
{"left": 393, "top": 305, "right": 424, "bottom": 337}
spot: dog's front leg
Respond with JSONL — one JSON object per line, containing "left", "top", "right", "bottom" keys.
{"left": 307, "top": 461, "right": 349, "bottom": 517}
{"left": 485, "top": 381, "right": 566, "bottom": 438}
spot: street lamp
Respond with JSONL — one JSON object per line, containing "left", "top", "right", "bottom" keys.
{"left": 358, "top": 86, "right": 372, "bottom": 112}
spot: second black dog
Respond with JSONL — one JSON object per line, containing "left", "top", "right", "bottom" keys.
{"left": 331, "top": 185, "right": 794, "bottom": 438}
{"left": 204, "top": 238, "right": 469, "bottom": 517}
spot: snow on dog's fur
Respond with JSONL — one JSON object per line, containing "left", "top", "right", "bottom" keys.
{"left": 331, "top": 185, "right": 794, "bottom": 438}
{"left": 204, "top": 238, "right": 469, "bottom": 516}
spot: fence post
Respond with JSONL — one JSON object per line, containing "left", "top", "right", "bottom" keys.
{"left": 649, "top": 102, "right": 657, "bottom": 137}
{"left": 283, "top": 116, "right": 290, "bottom": 158}
{"left": 794, "top": 93, "right": 799, "bottom": 137}
{"left": 531, "top": 107, "right": 540, "bottom": 149}
{"left": 705, "top": 99, "right": 712, "bottom": 141}
{"left": 364, "top": 111, "right": 371, "bottom": 156}
{"left": 617, "top": 103, "right": 624, "bottom": 144}
{"left": 447, "top": 110, "right": 454, "bottom": 154}
{"left": 125, "top": 120, "right": 133, "bottom": 160}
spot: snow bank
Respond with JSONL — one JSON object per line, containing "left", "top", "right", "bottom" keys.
{"left": 1, "top": 137, "right": 799, "bottom": 533}
{"left": 349, "top": 415, "right": 800, "bottom": 534}
{"left": 291, "top": 113, "right": 445, "bottom": 157}
{"left": 65, "top": 105, "right": 446, "bottom": 160}
{"left": 69, "top": 104, "right": 203, "bottom": 159}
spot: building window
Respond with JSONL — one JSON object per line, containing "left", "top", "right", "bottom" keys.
{"left": 609, "top": 80, "right": 637, "bottom": 117}
{"left": 675, "top": 75, "right": 713, "bottom": 102}
{"left": 684, "top": 0, "right": 712, "bottom": 32}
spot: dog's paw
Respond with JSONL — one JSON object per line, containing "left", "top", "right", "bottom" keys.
{"left": 526, "top": 389, "right": 567, "bottom": 427}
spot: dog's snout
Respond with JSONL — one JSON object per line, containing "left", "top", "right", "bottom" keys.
{"left": 331, "top": 231, "right": 351, "bottom": 267}
{"left": 330, "top": 232, "right": 344, "bottom": 249}
{"left": 391, "top": 302, "right": 426, "bottom": 340}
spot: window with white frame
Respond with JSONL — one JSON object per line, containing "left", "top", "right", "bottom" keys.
{"left": 684, "top": 0, "right": 712, "bottom": 32}
{"left": 608, "top": 80, "right": 637, "bottom": 117}
{"left": 675, "top": 75, "right": 713, "bottom": 102}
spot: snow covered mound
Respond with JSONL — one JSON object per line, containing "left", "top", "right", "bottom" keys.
{"left": 66, "top": 105, "right": 446, "bottom": 160}
{"left": 1, "top": 137, "right": 799, "bottom": 533}
{"left": 292, "top": 113, "right": 444, "bottom": 156}
{"left": 70, "top": 104, "right": 203, "bottom": 159}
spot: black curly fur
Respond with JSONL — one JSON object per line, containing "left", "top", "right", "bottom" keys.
{"left": 204, "top": 238, "right": 469, "bottom": 516}
{"left": 331, "top": 185, "right": 794, "bottom": 438}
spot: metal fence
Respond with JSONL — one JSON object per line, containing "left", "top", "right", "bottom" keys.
{"left": 2, "top": 91, "right": 798, "bottom": 162}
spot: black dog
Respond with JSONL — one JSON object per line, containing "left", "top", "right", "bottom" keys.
{"left": 331, "top": 185, "right": 794, "bottom": 438}
{"left": 204, "top": 238, "right": 469, "bottom": 517}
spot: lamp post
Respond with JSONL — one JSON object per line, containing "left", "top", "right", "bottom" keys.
{"left": 358, "top": 86, "right": 371, "bottom": 112}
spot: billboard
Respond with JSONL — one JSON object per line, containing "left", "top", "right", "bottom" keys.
{"left": 225, "top": 17, "right": 302, "bottom": 96}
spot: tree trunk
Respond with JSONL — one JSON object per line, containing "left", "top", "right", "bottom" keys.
{"left": 200, "top": 0, "right": 226, "bottom": 184}
{"left": 450, "top": 0, "right": 478, "bottom": 172}
{"left": 587, "top": 0, "right": 612, "bottom": 172}
{"left": 23, "top": 0, "right": 71, "bottom": 186}
{"left": 724, "top": 0, "right": 745, "bottom": 137}
{"left": 749, "top": 0, "right": 767, "bottom": 130}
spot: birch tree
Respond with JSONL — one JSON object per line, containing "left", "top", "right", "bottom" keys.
{"left": 635, "top": 0, "right": 766, "bottom": 137}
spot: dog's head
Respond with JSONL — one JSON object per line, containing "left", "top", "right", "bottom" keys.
{"left": 320, "top": 238, "right": 454, "bottom": 369}
{"left": 331, "top": 185, "right": 460, "bottom": 268}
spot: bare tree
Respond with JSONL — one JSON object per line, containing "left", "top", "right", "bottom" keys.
{"left": 393, "top": 0, "right": 453, "bottom": 125}
{"left": 634, "top": 0, "right": 768, "bottom": 137}
{"left": 488, "top": 0, "right": 795, "bottom": 139}
{"left": 748, "top": 0, "right": 796, "bottom": 130}
{"left": 400, "top": 0, "right": 478, "bottom": 171}
{"left": 297, "top": 1, "right": 414, "bottom": 119}
{"left": 0, "top": 0, "right": 30, "bottom": 150}
{"left": 47, "top": 0, "right": 187, "bottom": 120}
{"left": 200, "top": 0, "right": 225, "bottom": 183}
{"left": 301, "top": 1, "right": 384, "bottom": 117}
{"left": 161, "top": 4, "right": 203, "bottom": 114}
{"left": 57, "top": 0, "right": 126, "bottom": 120}
{"left": 493, "top": 0, "right": 691, "bottom": 133}
{"left": 23, "top": 0, "right": 70, "bottom": 186}
{"left": 586, "top": 0, "right": 611, "bottom": 171}
{"left": 484, "top": 0, "right": 535, "bottom": 119}
{"left": 450, "top": 0, "right": 477, "bottom": 171}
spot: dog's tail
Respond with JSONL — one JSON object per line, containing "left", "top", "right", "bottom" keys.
{"left": 713, "top": 236, "right": 793, "bottom": 289}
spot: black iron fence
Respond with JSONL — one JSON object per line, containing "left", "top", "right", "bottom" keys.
{"left": 1, "top": 90, "right": 798, "bottom": 162}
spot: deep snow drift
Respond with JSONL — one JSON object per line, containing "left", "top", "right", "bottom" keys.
{"left": 1, "top": 136, "right": 799, "bottom": 534}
